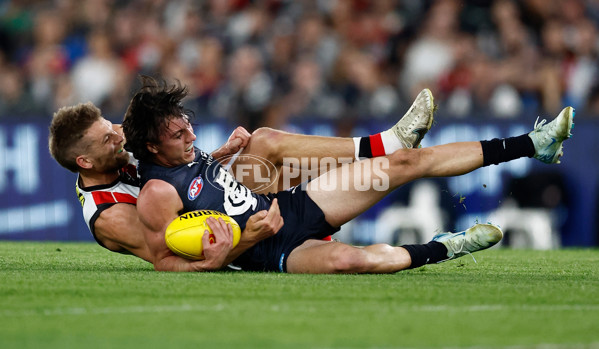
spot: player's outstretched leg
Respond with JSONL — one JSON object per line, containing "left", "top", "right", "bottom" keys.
{"left": 285, "top": 223, "right": 502, "bottom": 273}
{"left": 237, "top": 89, "right": 436, "bottom": 193}
{"left": 529, "top": 106, "right": 574, "bottom": 164}
{"left": 431, "top": 223, "right": 503, "bottom": 261}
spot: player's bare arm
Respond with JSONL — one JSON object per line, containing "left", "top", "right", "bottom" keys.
{"left": 93, "top": 203, "right": 153, "bottom": 263}
{"left": 136, "top": 179, "right": 224, "bottom": 272}
{"left": 137, "top": 179, "right": 283, "bottom": 272}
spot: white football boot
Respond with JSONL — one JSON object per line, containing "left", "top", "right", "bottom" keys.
{"left": 432, "top": 223, "right": 503, "bottom": 261}
{"left": 391, "top": 88, "right": 436, "bottom": 149}
{"left": 528, "top": 106, "right": 574, "bottom": 164}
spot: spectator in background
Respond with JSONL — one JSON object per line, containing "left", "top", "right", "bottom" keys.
{"left": 70, "top": 30, "right": 130, "bottom": 116}
{"left": 538, "top": 18, "right": 568, "bottom": 114}
{"left": 438, "top": 32, "right": 481, "bottom": 117}
{"left": 225, "top": 4, "right": 271, "bottom": 51}
{"left": 112, "top": 2, "right": 147, "bottom": 71}
{"left": 25, "top": 9, "right": 69, "bottom": 114}
{"left": 212, "top": 45, "right": 273, "bottom": 130}
{"left": 187, "top": 37, "right": 226, "bottom": 116}
{"left": 486, "top": 0, "right": 534, "bottom": 117}
{"left": 337, "top": 48, "right": 399, "bottom": 118}
{"left": 565, "top": 19, "right": 598, "bottom": 109}
{"left": 400, "top": 0, "right": 459, "bottom": 103}
{"left": 296, "top": 12, "right": 339, "bottom": 81}
{"left": 0, "top": 63, "right": 40, "bottom": 116}
{"left": 265, "top": 16, "right": 296, "bottom": 98}
{"left": 281, "top": 56, "right": 344, "bottom": 121}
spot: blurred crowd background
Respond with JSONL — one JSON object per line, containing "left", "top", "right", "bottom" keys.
{"left": 1, "top": 0, "right": 599, "bottom": 130}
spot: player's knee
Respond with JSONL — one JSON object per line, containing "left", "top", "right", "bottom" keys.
{"left": 389, "top": 148, "right": 428, "bottom": 177}
{"left": 329, "top": 245, "right": 372, "bottom": 273}
{"left": 389, "top": 148, "right": 418, "bottom": 166}
{"left": 251, "top": 127, "right": 284, "bottom": 159}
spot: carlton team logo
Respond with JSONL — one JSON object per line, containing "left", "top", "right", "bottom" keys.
{"left": 187, "top": 175, "right": 204, "bottom": 200}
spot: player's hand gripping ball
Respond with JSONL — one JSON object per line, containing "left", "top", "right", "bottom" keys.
{"left": 165, "top": 210, "right": 241, "bottom": 260}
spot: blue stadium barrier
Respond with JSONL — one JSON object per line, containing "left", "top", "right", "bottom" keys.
{"left": 0, "top": 116, "right": 597, "bottom": 246}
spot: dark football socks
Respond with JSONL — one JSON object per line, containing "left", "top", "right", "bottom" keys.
{"left": 401, "top": 241, "right": 449, "bottom": 269}
{"left": 480, "top": 134, "right": 535, "bottom": 167}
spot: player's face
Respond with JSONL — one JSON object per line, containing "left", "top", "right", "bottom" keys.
{"left": 152, "top": 116, "right": 196, "bottom": 167}
{"left": 83, "top": 118, "right": 129, "bottom": 173}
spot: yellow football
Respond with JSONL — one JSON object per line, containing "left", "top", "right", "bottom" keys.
{"left": 165, "top": 210, "right": 241, "bottom": 260}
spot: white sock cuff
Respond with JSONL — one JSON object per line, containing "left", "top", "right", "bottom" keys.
{"left": 380, "top": 129, "right": 404, "bottom": 153}
{"left": 352, "top": 137, "right": 361, "bottom": 161}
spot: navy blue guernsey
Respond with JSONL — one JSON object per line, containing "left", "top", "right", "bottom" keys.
{"left": 138, "top": 147, "right": 339, "bottom": 272}
{"left": 138, "top": 147, "right": 271, "bottom": 230}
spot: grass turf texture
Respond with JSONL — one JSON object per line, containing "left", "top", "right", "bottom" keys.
{"left": 0, "top": 242, "right": 598, "bottom": 349}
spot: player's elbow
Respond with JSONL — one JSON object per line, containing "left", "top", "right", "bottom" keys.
{"left": 153, "top": 261, "right": 172, "bottom": 272}
{"left": 99, "top": 238, "right": 127, "bottom": 254}
{"left": 152, "top": 257, "right": 191, "bottom": 272}
{"left": 153, "top": 262, "right": 200, "bottom": 273}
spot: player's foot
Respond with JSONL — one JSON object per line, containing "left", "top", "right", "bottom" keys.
{"left": 528, "top": 106, "right": 574, "bottom": 164}
{"left": 390, "top": 88, "right": 436, "bottom": 149}
{"left": 432, "top": 223, "right": 503, "bottom": 261}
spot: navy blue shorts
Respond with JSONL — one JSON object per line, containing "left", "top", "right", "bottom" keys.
{"left": 233, "top": 186, "right": 339, "bottom": 272}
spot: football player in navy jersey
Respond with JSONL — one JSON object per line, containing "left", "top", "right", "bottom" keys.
{"left": 122, "top": 76, "right": 573, "bottom": 273}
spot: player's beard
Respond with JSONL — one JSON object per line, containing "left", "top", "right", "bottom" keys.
{"left": 115, "top": 152, "right": 130, "bottom": 169}
{"left": 98, "top": 151, "right": 130, "bottom": 174}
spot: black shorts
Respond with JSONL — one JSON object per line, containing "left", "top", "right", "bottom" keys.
{"left": 233, "top": 186, "right": 339, "bottom": 272}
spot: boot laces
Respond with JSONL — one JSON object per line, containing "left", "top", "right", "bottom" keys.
{"left": 441, "top": 234, "right": 477, "bottom": 263}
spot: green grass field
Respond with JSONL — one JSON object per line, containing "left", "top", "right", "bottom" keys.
{"left": 0, "top": 242, "right": 598, "bottom": 349}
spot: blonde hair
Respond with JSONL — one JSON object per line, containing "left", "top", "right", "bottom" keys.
{"left": 49, "top": 102, "right": 102, "bottom": 172}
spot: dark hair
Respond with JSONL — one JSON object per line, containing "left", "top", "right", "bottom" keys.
{"left": 122, "top": 76, "right": 192, "bottom": 162}
{"left": 49, "top": 102, "right": 102, "bottom": 172}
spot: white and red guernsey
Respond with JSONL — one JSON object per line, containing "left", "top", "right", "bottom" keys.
{"left": 75, "top": 163, "right": 140, "bottom": 249}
